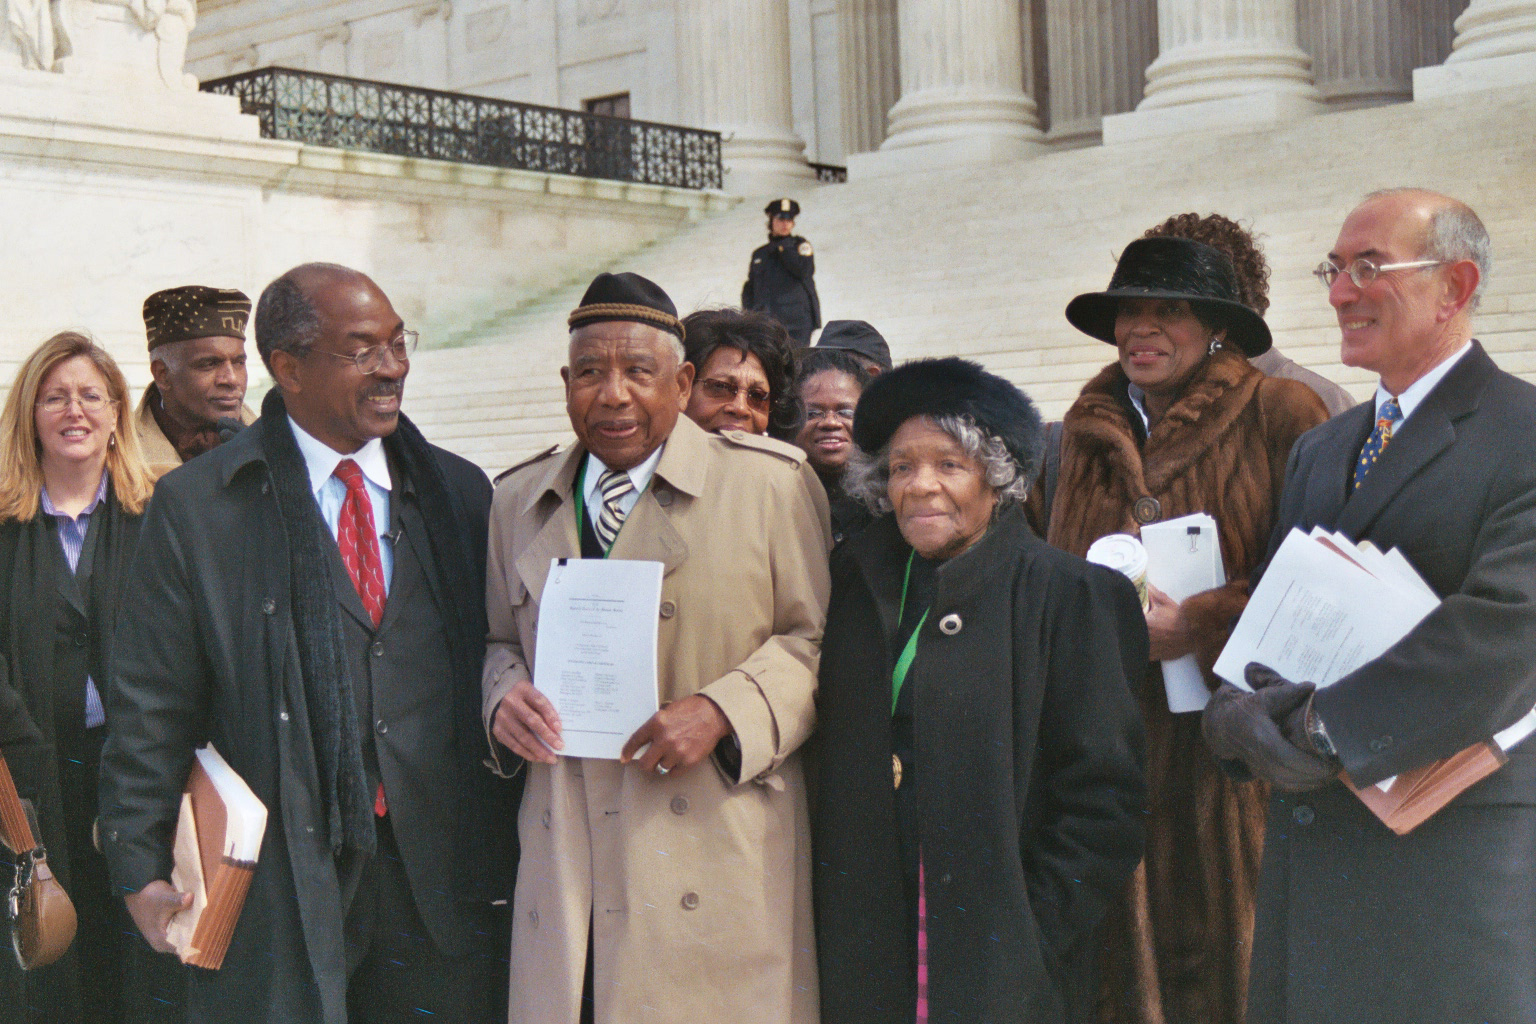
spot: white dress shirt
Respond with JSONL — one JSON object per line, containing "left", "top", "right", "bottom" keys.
{"left": 288, "top": 416, "right": 394, "bottom": 594}
{"left": 1373, "top": 339, "right": 1474, "bottom": 424}
{"left": 581, "top": 444, "right": 665, "bottom": 535}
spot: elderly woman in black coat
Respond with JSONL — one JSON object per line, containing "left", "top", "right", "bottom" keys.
{"left": 811, "top": 357, "right": 1149, "bottom": 1024}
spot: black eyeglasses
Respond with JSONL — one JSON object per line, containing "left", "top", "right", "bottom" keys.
{"left": 308, "top": 331, "right": 418, "bottom": 374}
{"left": 699, "top": 377, "right": 771, "bottom": 411}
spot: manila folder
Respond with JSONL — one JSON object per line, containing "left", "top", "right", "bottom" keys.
{"left": 166, "top": 745, "right": 267, "bottom": 970}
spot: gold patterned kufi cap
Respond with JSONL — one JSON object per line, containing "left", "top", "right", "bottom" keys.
{"left": 143, "top": 285, "right": 251, "bottom": 352}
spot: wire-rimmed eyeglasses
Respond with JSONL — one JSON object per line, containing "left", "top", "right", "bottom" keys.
{"left": 1313, "top": 258, "right": 1449, "bottom": 289}
{"left": 309, "top": 330, "right": 418, "bottom": 374}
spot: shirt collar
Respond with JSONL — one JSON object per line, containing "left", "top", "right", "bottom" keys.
{"left": 1125, "top": 383, "right": 1151, "bottom": 432}
{"left": 1374, "top": 339, "right": 1473, "bottom": 422}
{"left": 583, "top": 443, "right": 665, "bottom": 503}
{"left": 287, "top": 416, "right": 392, "bottom": 497}
{"left": 40, "top": 470, "right": 109, "bottom": 519}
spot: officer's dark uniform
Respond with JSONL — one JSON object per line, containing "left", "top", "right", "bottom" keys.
{"left": 741, "top": 198, "right": 821, "bottom": 347}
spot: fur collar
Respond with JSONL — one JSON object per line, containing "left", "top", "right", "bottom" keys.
{"left": 1062, "top": 351, "right": 1263, "bottom": 493}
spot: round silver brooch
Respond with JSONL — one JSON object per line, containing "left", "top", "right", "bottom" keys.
{"left": 939, "top": 613, "right": 963, "bottom": 635}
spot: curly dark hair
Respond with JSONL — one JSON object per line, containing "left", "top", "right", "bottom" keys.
{"left": 1142, "top": 213, "right": 1271, "bottom": 315}
{"left": 681, "top": 307, "right": 798, "bottom": 439}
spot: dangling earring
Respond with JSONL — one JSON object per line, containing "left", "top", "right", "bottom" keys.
{"left": 1208, "top": 335, "right": 1223, "bottom": 356}
{"left": 108, "top": 432, "right": 117, "bottom": 449}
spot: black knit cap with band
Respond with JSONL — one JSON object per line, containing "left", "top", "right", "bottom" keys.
{"left": 1064, "top": 236, "right": 1273, "bottom": 357}
{"left": 143, "top": 285, "right": 251, "bottom": 352}
{"left": 567, "top": 272, "right": 685, "bottom": 341}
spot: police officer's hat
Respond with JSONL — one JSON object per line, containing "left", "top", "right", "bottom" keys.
{"left": 765, "top": 198, "right": 800, "bottom": 220}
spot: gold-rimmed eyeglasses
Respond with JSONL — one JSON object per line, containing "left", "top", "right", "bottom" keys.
{"left": 309, "top": 330, "right": 418, "bottom": 374}
{"left": 1313, "top": 258, "right": 1449, "bottom": 289}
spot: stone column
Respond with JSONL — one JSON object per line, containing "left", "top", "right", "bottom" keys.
{"left": 1413, "top": 0, "right": 1536, "bottom": 97}
{"left": 878, "top": 0, "right": 1042, "bottom": 155}
{"left": 1301, "top": 0, "right": 1462, "bottom": 108}
{"left": 674, "top": 0, "right": 813, "bottom": 186}
{"left": 1044, "top": 0, "right": 1158, "bottom": 146}
{"left": 413, "top": 2, "right": 453, "bottom": 90}
{"left": 315, "top": 25, "right": 352, "bottom": 77}
{"left": 1102, "top": 0, "right": 1321, "bottom": 142}
{"left": 838, "top": 0, "right": 900, "bottom": 155}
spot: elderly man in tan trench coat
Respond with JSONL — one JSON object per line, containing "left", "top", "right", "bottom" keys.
{"left": 483, "top": 272, "right": 831, "bottom": 1024}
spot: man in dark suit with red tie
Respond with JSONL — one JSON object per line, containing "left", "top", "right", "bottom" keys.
{"left": 101, "top": 264, "right": 514, "bottom": 1023}
{"left": 1201, "top": 189, "right": 1536, "bottom": 1024}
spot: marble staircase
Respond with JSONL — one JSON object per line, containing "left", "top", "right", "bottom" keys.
{"left": 404, "top": 82, "right": 1536, "bottom": 473}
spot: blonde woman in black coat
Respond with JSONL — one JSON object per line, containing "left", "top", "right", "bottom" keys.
{"left": 0, "top": 332, "right": 159, "bottom": 1024}
{"left": 811, "top": 358, "right": 1149, "bottom": 1024}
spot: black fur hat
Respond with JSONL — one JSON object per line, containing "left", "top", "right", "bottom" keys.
{"left": 853, "top": 357, "right": 1045, "bottom": 479}
{"left": 1065, "top": 236, "right": 1272, "bottom": 356}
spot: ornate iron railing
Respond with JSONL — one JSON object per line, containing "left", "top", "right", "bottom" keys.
{"left": 810, "top": 162, "right": 848, "bottom": 184}
{"left": 202, "top": 67, "right": 723, "bottom": 190}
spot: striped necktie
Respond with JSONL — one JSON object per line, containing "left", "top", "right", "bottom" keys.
{"left": 1353, "top": 397, "right": 1402, "bottom": 491}
{"left": 594, "top": 468, "right": 635, "bottom": 551}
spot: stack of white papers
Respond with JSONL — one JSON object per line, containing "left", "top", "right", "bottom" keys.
{"left": 1216, "top": 528, "right": 1536, "bottom": 760}
{"left": 1141, "top": 513, "right": 1226, "bottom": 712}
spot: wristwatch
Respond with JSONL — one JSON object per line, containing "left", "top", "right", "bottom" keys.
{"left": 1305, "top": 698, "right": 1338, "bottom": 759}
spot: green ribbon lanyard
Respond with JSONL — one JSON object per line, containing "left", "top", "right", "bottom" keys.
{"left": 892, "top": 549, "right": 929, "bottom": 714}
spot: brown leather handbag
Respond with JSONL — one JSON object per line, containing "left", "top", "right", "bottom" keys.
{"left": 0, "top": 752, "right": 75, "bottom": 970}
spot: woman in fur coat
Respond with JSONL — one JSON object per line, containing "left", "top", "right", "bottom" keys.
{"left": 1029, "top": 237, "right": 1328, "bottom": 1024}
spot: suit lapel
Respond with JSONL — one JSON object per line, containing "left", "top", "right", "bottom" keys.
{"left": 607, "top": 491, "right": 688, "bottom": 576}
{"left": 1335, "top": 343, "right": 1491, "bottom": 538}
{"left": 515, "top": 494, "right": 581, "bottom": 605}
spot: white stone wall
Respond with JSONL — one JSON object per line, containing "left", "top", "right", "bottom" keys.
{"left": 188, "top": 0, "right": 848, "bottom": 164}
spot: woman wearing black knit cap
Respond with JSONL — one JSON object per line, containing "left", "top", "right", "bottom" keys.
{"left": 811, "top": 357, "right": 1149, "bottom": 1024}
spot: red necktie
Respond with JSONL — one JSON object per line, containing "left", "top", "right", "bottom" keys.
{"left": 333, "top": 459, "right": 389, "bottom": 818}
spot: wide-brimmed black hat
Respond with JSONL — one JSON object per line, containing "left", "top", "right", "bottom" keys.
{"left": 854, "top": 357, "right": 1044, "bottom": 479}
{"left": 1065, "top": 237, "right": 1272, "bottom": 356}
{"left": 816, "top": 319, "right": 892, "bottom": 371}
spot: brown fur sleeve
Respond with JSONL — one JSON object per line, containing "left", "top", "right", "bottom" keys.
{"left": 1183, "top": 581, "right": 1251, "bottom": 687}
{"left": 1255, "top": 376, "right": 1329, "bottom": 501}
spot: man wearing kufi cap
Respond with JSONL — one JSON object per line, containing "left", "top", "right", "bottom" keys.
{"left": 742, "top": 198, "right": 822, "bottom": 346}
{"left": 484, "top": 271, "right": 831, "bottom": 1023}
{"left": 135, "top": 285, "right": 258, "bottom": 481}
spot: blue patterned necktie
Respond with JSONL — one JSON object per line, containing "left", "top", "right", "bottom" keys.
{"left": 1353, "top": 397, "right": 1403, "bottom": 491}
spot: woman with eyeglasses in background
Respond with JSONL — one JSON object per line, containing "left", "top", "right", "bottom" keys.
{"left": 0, "top": 332, "right": 156, "bottom": 1024}
{"left": 792, "top": 347, "right": 874, "bottom": 547}
{"left": 680, "top": 307, "right": 797, "bottom": 439}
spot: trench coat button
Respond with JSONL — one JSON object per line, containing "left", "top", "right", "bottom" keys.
{"left": 541, "top": 809, "right": 552, "bottom": 828}
{"left": 375, "top": 720, "right": 388, "bottom": 736}
{"left": 1292, "top": 804, "right": 1315, "bottom": 826}
{"left": 659, "top": 600, "right": 676, "bottom": 619}
{"left": 939, "top": 613, "right": 962, "bottom": 636}
{"left": 670, "top": 796, "right": 689, "bottom": 815}
{"left": 1133, "top": 496, "right": 1162, "bottom": 524}
{"left": 655, "top": 487, "right": 673, "bottom": 507}
{"left": 680, "top": 892, "right": 700, "bottom": 910}
{"left": 371, "top": 641, "right": 385, "bottom": 657}
{"left": 262, "top": 598, "right": 275, "bottom": 615}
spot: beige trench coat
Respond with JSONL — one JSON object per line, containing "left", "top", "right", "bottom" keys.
{"left": 133, "top": 382, "right": 257, "bottom": 482}
{"left": 483, "top": 415, "right": 832, "bottom": 1024}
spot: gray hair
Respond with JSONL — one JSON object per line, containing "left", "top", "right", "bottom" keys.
{"left": 254, "top": 262, "right": 356, "bottom": 372}
{"left": 844, "top": 414, "right": 1029, "bottom": 515}
{"left": 1364, "top": 188, "right": 1492, "bottom": 311}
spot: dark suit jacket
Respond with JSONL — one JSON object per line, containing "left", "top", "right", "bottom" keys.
{"left": 1248, "top": 341, "right": 1536, "bottom": 1024}
{"left": 100, "top": 414, "right": 510, "bottom": 1024}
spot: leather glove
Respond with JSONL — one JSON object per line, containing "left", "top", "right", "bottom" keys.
{"left": 1200, "top": 665, "right": 1338, "bottom": 792}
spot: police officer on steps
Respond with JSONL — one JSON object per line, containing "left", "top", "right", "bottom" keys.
{"left": 742, "top": 198, "right": 821, "bottom": 347}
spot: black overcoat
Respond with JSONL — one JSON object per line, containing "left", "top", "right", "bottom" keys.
{"left": 1248, "top": 341, "right": 1536, "bottom": 1023}
{"left": 98, "top": 412, "right": 514, "bottom": 1024}
{"left": 0, "top": 485, "right": 140, "bottom": 1024}
{"left": 742, "top": 234, "right": 821, "bottom": 344}
{"left": 812, "top": 507, "right": 1149, "bottom": 1024}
